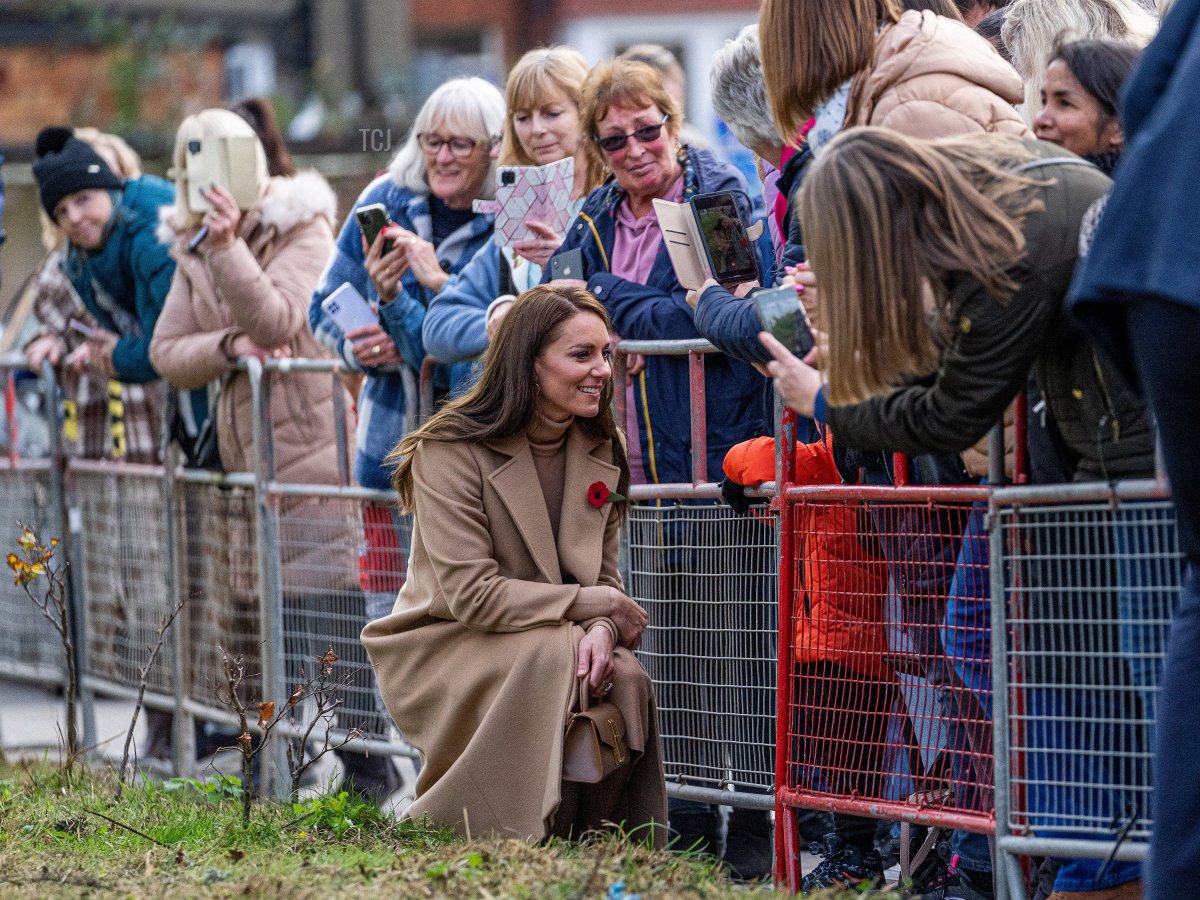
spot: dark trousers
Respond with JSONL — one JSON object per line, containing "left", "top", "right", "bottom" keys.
{"left": 792, "top": 661, "right": 899, "bottom": 854}
{"left": 1125, "top": 299, "right": 1200, "bottom": 900}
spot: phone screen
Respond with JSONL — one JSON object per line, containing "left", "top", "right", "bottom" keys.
{"left": 753, "top": 285, "right": 814, "bottom": 358}
{"left": 356, "top": 204, "right": 394, "bottom": 254}
{"left": 691, "top": 192, "right": 759, "bottom": 286}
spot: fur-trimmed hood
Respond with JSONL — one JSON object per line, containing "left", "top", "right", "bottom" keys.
{"left": 158, "top": 169, "right": 337, "bottom": 244}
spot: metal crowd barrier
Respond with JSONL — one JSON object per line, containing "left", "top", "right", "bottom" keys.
{"left": 0, "top": 356, "right": 66, "bottom": 688}
{"left": 616, "top": 339, "right": 778, "bottom": 813}
{"left": 1, "top": 343, "right": 1181, "bottom": 898}
{"left": 989, "top": 478, "right": 1181, "bottom": 900}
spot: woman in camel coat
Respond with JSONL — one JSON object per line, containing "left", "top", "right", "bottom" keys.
{"left": 363, "top": 285, "right": 667, "bottom": 844}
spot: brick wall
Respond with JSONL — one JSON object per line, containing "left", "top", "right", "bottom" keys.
{"left": 0, "top": 45, "right": 225, "bottom": 146}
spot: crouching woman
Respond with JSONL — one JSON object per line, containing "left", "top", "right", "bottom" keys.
{"left": 363, "top": 284, "right": 667, "bottom": 844}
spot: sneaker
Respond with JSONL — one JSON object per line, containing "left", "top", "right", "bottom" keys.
{"left": 801, "top": 833, "right": 885, "bottom": 894}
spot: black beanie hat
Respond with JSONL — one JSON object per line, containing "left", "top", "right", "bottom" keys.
{"left": 32, "top": 126, "right": 124, "bottom": 217}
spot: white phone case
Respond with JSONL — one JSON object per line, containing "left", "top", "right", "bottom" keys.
{"left": 321, "top": 282, "right": 378, "bottom": 335}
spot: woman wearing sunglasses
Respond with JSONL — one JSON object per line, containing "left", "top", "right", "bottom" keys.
{"left": 545, "top": 57, "right": 774, "bottom": 874}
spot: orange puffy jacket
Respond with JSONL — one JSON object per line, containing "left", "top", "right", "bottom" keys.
{"left": 723, "top": 434, "right": 892, "bottom": 678}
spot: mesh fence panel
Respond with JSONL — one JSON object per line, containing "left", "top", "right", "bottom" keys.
{"left": 628, "top": 500, "right": 777, "bottom": 793}
{"left": 73, "top": 468, "right": 174, "bottom": 694}
{"left": 0, "top": 466, "right": 62, "bottom": 682}
{"left": 275, "top": 492, "right": 400, "bottom": 742}
{"left": 178, "top": 482, "right": 263, "bottom": 704}
{"left": 782, "top": 492, "right": 994, "bottom": 829}
{"left": 995, "top": 498, "right": 1181, "bottom": 843}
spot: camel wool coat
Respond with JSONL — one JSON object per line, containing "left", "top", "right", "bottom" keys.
{"left": 361, "top": 426, "right": 667, "bottom": 843}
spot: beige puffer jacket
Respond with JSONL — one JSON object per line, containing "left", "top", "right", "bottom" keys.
{"left": 846, "top": 10, "right": 1030, "bottom": 139}
{"left": 150, "top": 171, "right": 361, "bottom": 596}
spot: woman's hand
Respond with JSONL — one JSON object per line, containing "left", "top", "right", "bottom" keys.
{"left": 25, "top": 335, "right": 66, "bottom": 368}
{"left": 363, "top": 229, "right": 411, "bottom": 305}
{"left": 346, "top": 323, "right": 402, "bottom": 367}
{"left": 783, "top": 263, "right": 819, "bottom": 328}
{"left": 228, "top": 333, "right": 292, "bottom": 363}
{"left": 608, "top": 333, "right": 644, "bottom": 385}
{"left": 392, "top": 227, "right": 449, "bottom": 293}
{"left": 577, "top": 625, "right": 616, "bottom": 698}
{"left": 71, "top": 330, "right": 119, "bottom": 378}
{"left": 511, "top": 219, "right": 564, "bottom": 268}
{"left": 200, "top": 185, "right": 243, "bottom": 250}
{"left": 485, "top": 298, "right": 515, "bottom": 343}
{"left": 760, "top": 331, "right": 823, "bottom": 418}
{"left": 607, "top": 587, "right": 648, "bottom": 650}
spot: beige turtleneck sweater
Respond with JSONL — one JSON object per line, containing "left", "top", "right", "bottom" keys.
{"left": 527, "top": 411, "right": 571, "bottom": 541}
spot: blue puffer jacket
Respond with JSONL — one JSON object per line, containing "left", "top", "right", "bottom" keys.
{"left": 308, "top": 174, "right": 493, "bottom": 490}
{"left": 545, "top": 147, "right": 771, "bottom": 484}
{"left": 60, "top": 175, "right": 176, "bottom": 383}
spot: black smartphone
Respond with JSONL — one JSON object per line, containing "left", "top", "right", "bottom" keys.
{"left": 690, "top": 191, "right": 759, "bottom": 286}
{"left": 355, "top": 203, "right": 394, "bottom": 255}
{"left": 753, "top": 285, "right": 815, "bottom": 358}
{"left": 550, "top": 247, "right": 585, "bottom": 281}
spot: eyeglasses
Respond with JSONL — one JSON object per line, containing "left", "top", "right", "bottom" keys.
{"left": 417, "top": 133, "right": 493, "bottom": 159}
{"left": 593, "top": 114, "right": 669, "bottom": 153}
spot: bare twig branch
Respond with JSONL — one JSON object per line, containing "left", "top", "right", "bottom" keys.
{"left": 116, "top": 595, "right": 187, "bottom": 799}
{"left": 82, "top": 807, "right": 170, "bottom": 847}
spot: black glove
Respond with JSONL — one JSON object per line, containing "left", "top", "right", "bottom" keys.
{"left": 720, "top": 476, "right": 767, "bottom": 516}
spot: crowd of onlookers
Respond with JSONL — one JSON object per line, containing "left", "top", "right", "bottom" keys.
{"left": 11, "top": 0, "right": 1200, "bottom": 895}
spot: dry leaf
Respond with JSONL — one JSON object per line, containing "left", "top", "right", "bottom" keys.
{"left": 257, "top": 701, "right": 275, "bottom": 726}
{"left": 229, "top": 848, "right": 245, "bottom": 863}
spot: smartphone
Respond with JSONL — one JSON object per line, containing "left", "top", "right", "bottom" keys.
{"left": 550, "top": 247, "right": 584, "bottom": 281}
{"left": 753, "top": 285, "right": 815, "bottom": 358}
{"left": 690, "top": 191, "right": 759, "bottom": 286}
{"left": 355, "top": 203, "right": 395, "bottom": 255}
{"left": 184, "top": 135, "right": 260, "bottom": 213}
{"left": 320, "top": 282, "right": 378, "bottom": 335}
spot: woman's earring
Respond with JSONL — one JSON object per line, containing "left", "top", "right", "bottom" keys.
{"left": 535, "top": 381, "right": 541, "bottom": 394}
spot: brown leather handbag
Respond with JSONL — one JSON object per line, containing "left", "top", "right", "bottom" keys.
{"left": 562, "top": 678, "right": 629, "bottom": 784}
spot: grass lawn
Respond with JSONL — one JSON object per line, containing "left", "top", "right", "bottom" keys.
{"left": 0, "top": 759, "right": 787, "bottom": 898}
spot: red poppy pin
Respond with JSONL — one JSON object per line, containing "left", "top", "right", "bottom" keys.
{"left": 587, "top": 480, "right": 624, "bottom": 508}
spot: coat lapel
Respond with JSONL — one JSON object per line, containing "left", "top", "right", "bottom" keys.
{"left": 485, "top": 434, "right": 562, "bottom": 585}
{"left": 557, "top": 427, "right": 621, "bottom": 588}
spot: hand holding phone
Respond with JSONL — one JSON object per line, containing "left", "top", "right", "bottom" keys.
{"left": 691, "top": 191, "right": 759, "bottom": 286}
{"left": 753, "top": 285, "right": 815, "bottom": 359}
{"left": 550, "top": 248, "right": 585, "bottom": 282}
{"left": 356, "top": 203, "right": 395, "bottom": 256}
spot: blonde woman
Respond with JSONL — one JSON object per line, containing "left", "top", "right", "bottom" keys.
{"left": 424, "top": 47, "right": 604, "bottom": 366}
{"left": 149, "top": 109, "right": 398, "bottom": 803}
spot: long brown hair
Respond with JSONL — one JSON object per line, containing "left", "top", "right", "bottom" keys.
{"left": 390, "top": 284, "right": 630, "bottom": 512}
{"left": 760, "top": 0, "right": 902, "bottom": 142}
{"left": 795, "top": 127, "right": 1047, "bottom": 405}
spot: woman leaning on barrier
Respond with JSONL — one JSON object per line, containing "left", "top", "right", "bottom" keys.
{"left": 761, "top": 127, "right": 1153, "bottom": 900}
{"left": 363, "top": 284, "right": 667, "bottom": 844}
{"left": 148, "top": 108, "right": 401, "bottom": 804}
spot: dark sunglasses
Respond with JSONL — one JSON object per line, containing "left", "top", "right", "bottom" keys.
{"left": 593, "top": 114, "right": 669, "bottom": 153}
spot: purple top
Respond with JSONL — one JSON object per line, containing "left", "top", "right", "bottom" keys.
{"left": 609, "top": 174, "right": 683, "bottom": 485}
{"left": 610, "top": 175, "right": 684, "bottom": 285}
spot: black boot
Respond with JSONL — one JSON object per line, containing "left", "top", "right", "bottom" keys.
{"left": 723, "top": 807, "right": 774, "bottom": 882}
{"left": 669, "top": 807, "right": 722, "bottom": 855}
{"left": 336, "top": 752, "right": 402, "bottom": 807}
